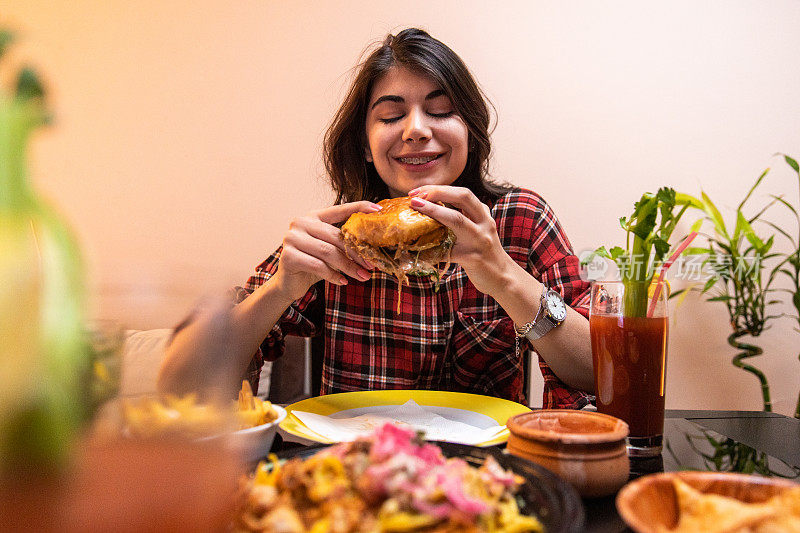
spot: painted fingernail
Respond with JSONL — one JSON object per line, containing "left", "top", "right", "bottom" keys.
{"left": 408, "top": 188, "right": 420, "bottom": 196}
{"left": 410, "top": 197, "right": 426, "bottom": 208}
{"left": 357, "top": 269, "right": 371, "bottom": 281}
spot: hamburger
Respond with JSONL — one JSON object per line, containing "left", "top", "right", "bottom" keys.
{"left": 341, "top": 197, "right": 455, "bottom": 291}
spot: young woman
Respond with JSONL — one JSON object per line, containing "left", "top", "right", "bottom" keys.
{"left": 159, "top": 28, "right": 594, "bottom": 408}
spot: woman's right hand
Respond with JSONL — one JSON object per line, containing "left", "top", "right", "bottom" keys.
{"left": 270, "top": 201, "right": 381, "bottom": 302}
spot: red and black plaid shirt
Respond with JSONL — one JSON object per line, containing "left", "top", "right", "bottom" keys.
{"left": 239, "top": 188, "right": 592, "bottom": 409}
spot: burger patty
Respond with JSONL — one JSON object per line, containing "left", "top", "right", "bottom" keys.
{"left": 342, "top": 230, "right": 454, "bottom": 282}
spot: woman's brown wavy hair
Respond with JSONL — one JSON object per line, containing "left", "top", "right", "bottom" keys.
{"left": 323, "top": 28, "right": 511, "bottom": 205}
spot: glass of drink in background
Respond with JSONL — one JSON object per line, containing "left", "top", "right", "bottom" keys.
{"left": 589, "top": 280, "right": 669, "bottom": 457}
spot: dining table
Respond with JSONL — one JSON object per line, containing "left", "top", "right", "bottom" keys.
{"left": 271, "top": 408, "right": 800, "bottom": 533}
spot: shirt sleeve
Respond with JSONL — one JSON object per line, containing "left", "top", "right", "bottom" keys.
{"left": 234, "top": 246, "right": 322, "bottom": 389}
{"left": 506, "top": 190, "right": 594, "bottom": 409}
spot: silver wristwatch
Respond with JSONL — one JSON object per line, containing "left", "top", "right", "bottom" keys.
{"left": 515, "top": 287, "right": 567, "bottom": 341}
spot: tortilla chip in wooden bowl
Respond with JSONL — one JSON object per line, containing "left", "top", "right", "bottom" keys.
{"left": 616, "top": 471, "right": 800, "bottom": 533}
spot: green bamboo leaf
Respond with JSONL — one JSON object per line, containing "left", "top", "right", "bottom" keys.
{"left": 669, "top": 288, "right": 687, "bottom": 299}
{"left": 785, "top": 154, "right": 800, "bottom": 173}
{"left": 703, "top": 277, "right": 718, "bottom": 293}
{"left": 684, "top": 246, "right": 711, "bottom": 255}
{"left": 675, "top": 192, "right": 704, "bottom": 209}
{"left": 737, "top": 212, "right": 765, "bottom": 250}
{"left": 738, "top": 167, "right": 769, "bottom": 211}
{"left": 762, "top": 235, "right": 774, "bottom": 255}
{"left": 769, "top": 194, "right": 799, "bottom": 219}
{"left": 689, "top": 218, "right": 704, "bottom": 233}
{"left": 763, "top": 221, "right": 796, "bottom": 246}
{"left": 747, "top": 196, "right": 780, "bottom": 225}
{"left": 714, "top": 241, "right": 733, "bottom": 255}
{"left": 701, "top": 191, "right": 729, "bottom": 239}
{"left": 741, "top": 243, "right": 757, "bottom": 256}
{"left": 708, "top": 295, "right": 733, "bottom": 302}
{"left": 733, "top": 209, "right": 744, "bottom": 245}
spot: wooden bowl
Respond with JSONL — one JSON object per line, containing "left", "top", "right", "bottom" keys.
{"left": 616, "top": 471, "right": 799, "bottom": 533}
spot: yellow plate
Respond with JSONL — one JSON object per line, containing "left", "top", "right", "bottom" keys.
{"left": 280, "top": 390, "right": 531, "bottom": 447}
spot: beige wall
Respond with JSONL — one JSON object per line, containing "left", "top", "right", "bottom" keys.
{"left": 3, "top": 1, "right": 799, "bottom": 414}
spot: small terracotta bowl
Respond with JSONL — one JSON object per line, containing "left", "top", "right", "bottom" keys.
{"left": 616, "top": 471, "right": 800, "bottom": 533}
{"left": 507, "top": 409, "right": 630, "bottom": 498}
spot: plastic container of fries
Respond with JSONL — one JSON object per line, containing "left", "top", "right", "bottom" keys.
{"left": 198, "top": 382, "right": 286, "bottom": 461}
{"left": 121, "top": 381, "right": 286, "bottom": 461}
{"left": 214, "top": 404, "right": 286, "bottom": 462}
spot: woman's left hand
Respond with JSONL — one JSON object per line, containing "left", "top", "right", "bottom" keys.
{"left": 409, "top": 185, "right": 513, "bottom": 296}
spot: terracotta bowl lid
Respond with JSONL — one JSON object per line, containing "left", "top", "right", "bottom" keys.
{"left": 507, "top": 409, "right": 629, "bottom": 445}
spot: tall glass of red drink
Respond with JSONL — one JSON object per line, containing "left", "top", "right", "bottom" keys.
{"left": 589, "top": 280, "right": 668, "bottom": 457}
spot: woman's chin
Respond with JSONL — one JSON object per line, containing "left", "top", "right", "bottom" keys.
{"left": 389, "top": 176, "right": 458, "bottom": 196}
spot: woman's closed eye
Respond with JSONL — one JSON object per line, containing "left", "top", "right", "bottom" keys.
{"left": 377, "top": 110, "right": 455, "bottom": 124}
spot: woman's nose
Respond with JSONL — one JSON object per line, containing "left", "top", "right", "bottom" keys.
{"left": 402, "top": 108, "right": 432, "bottom": 143}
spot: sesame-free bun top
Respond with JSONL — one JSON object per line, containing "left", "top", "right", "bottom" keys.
{"left": 342, "top": 196, "right": 447, "bottom": 248}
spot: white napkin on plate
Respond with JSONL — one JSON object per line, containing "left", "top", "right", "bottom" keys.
{"left": 291, "top": 400, "right": 506, "bottom": 445}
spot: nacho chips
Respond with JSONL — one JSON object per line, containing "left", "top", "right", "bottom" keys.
{"left": 661, "top": 477, "right": 800, "bottom": 533}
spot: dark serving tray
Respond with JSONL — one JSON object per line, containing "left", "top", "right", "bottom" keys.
{"left": 266, "top": 440, "right": 585, "bottom": 533}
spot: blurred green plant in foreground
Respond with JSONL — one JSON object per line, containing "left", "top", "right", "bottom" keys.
{"left": 0, "top": 29, "right": 90, "bottom": 477}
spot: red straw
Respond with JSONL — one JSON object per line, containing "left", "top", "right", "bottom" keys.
{"left": 647, "top": 231, "right": 698, "bottom": 317}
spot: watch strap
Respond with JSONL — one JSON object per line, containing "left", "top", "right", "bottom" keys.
{"left": 514, "top": 287, "right": 548, "bottom": 339}
{"left": 528, "top": 313, "right": 556, "bottom": 340}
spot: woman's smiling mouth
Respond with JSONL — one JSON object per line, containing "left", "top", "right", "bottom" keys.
{"left": 394, "top": 153, "right": 443, "bottom": 170}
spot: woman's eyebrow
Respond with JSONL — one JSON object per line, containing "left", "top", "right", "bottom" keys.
{"left": 371, "top": 95, "right": 403, "bottom": 109}
{"left": 425, "top": 89, "right": 446, "bottom": 100}
{"left": 370, "top": 90, "right": 448, "bottom": 110}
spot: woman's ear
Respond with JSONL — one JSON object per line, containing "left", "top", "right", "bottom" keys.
{"left": 364, "top": 147, "right": 373, "bottom": 163}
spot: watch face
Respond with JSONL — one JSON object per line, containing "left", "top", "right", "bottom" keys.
{"left": 546, "top": 291, "right": 567, "bottom": 321}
